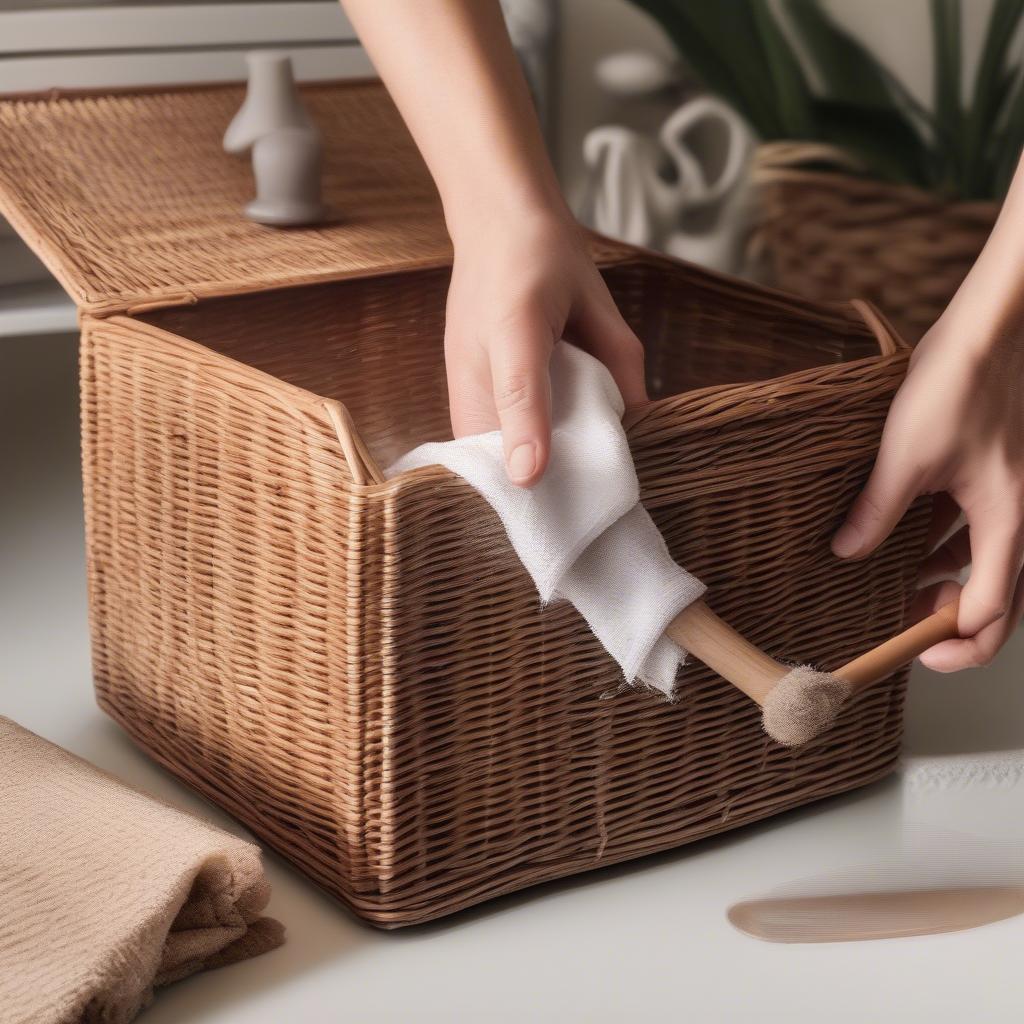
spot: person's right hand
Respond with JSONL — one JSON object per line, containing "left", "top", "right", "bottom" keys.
{"left": 337, "top": 1, "right": 646, "bottom": 485}
{"left": 444, "top": 207, "right": 648, "bottom": 487}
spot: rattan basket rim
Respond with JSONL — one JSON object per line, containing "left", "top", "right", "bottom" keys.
{"left": 383, "top": 347, "right": 908, "bottom": 492}
{"left": 753, "top": 141, "right": 1000, "bottom": 217}
{"left": 106, "top": 249, "right": 908, "bottom": 490}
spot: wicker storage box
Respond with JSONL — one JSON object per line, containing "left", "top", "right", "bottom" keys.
{"left": 0, "top": 82, "right": 930, "bottom": 927}
{"left": 751, "top": 142, "right": 999, "bottom": 342}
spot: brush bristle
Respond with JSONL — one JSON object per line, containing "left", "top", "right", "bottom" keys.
{"left": 761, "top": 666, "right": 852, "bottom": 747}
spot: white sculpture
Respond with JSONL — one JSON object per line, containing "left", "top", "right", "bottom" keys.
{"left": 223, "top": 51, "right": 314, "bottom": 155}
{"left": 245, "top": 126, "right": 326, "bottom": 228}
{"left": 223, "top": 51, "right": 325, "bottom": 227}
{"left": 594, "top": 49, "right": 680, "bottom": 99}
{"left": 581, "top": 53, "right": 755, "bottom": 274}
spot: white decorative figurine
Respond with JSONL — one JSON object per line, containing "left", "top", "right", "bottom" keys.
{"left": 224, "top": 51, "right": 326, "bottom": 227}
{"left": 581, "top": 51, "right": 754, "bottom": 274}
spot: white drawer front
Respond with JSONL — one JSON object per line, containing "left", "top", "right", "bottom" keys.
{"left": 0, "top": 2, "right": 370, "bottom": 91}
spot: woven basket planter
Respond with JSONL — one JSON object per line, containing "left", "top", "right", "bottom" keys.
{"left": 750, "top": 142, "right": 999, "bottom": 342}
{"left": 0, "top": 82, "right": 930, "bottom": 927}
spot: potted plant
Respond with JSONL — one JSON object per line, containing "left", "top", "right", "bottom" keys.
{"left": 627, "top": 0, "right": 1023, "bottom": 340}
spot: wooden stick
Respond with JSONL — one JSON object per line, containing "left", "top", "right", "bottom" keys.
{"left": 838, "top": 599, "right": 960, "bottom": 691}
{"left": 665, "top": 600, "right": 788, "bottom": 704}
{"left": 666, "top": 598, "right": 961, "bottom": 705}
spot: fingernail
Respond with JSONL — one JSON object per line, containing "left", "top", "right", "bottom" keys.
{"left": 507, "top": 442, "right": 537, "bottom": 483}
{"left": 831, "top": 524, "right": 861, "bottom": 559}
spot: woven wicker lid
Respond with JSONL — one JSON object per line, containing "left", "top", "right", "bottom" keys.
{"left": 0, "top": 79, "right": 456, "bottom": 315}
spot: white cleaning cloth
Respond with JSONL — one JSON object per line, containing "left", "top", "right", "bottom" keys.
{"left": 388, "top": 341, "right": 706, "bottom": 695}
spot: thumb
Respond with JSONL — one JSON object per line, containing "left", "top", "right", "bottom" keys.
{"left": 489, "top": 310, "right": 554, "bottom": 488}
{"left": 832, "top": 447, "right": 922, "bottom": 559}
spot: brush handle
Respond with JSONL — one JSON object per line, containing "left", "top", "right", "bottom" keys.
{"left": 837, "top": 599, "right": 961, "bottom": 691}
{"left": 666, "top": 598, "right": 961, "bottom": 708}
{"left": 666, "top": 599, "right": 788, "bottom": 704}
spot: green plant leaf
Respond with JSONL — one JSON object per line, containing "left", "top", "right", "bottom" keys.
{"left": 812, "top": 99, "right": 933, "bottom": 186}
{"left": 627, "top": 0, "right": 1018, "bottom": 199}
{"left": 781, "top": 0, "right": 893, "bottom": 108}
{"left": 964, "top": 0, "right": 1024, "bottom": 196}
{"left": 750, "top": 0, "right": 815, "bottom": 137}
{"left": 930, "top": 0, "right": 964, "bottom": 188}
{"left": 990, "top": 68, "right": 1024, "bottom": 197}
{"left": 781, "top": 0, "right": 934, "bottom": 186}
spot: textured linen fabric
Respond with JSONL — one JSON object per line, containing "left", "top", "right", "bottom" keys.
{"left": 0, "top": 717, "right": 284, "bottom": 1024}
{"left": 389, "top": 341, "right": 706, "bottom": 695}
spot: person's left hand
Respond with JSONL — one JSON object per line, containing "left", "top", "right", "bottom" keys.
{"left": 831, "top": 303, "right": 1024, "bottom": 671}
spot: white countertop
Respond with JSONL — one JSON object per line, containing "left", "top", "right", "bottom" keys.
{"left": 4, "top": 331, "right": 1024, "bottom": 1023}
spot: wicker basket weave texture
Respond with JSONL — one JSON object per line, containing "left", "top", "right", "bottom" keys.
{"left": 83, "top": 257, "right": 928, "bottom": 926}
{"left": 0, "top": 83, "right": 930, "bottom": 927}
{"left": 751, "top": 143, "right": 999, "bottom": 343}
{"left": 0, "top": 81, "right": 451, "bottom": 315}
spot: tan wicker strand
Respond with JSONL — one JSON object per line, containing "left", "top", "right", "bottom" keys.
{"left": 750, "top": 142, "right": 999, "bottom": 342}
{"left": 4, "top": 83, "right": 931, "bottom": 928}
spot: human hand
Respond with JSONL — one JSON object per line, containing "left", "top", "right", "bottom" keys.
{"left": 831, "top": 304, "right": 1024, "bottom": 671}
{"left": 444, "top": 209, "right": 647, "bottom": 486}
{"left": 338, "top": 2, "right": 646, "bottom": 484}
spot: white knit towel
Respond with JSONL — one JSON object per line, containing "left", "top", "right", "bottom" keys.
{"left": 388, "top": 341, "right": 706, "bottom": 695}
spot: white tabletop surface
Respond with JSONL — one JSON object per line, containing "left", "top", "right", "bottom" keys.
{"left": 4, "top": 332, "right": 1024, "bottom": 1023}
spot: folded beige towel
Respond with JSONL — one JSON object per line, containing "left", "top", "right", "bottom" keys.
{"left": 0, "top": 717, "right": 284, "bottom": 1024}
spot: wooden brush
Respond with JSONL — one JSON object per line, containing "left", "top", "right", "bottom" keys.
{"left": 666, "top": 598, "right": 961, "bottom": 746}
